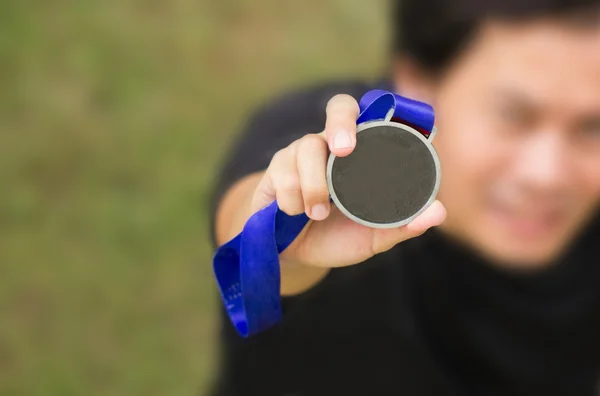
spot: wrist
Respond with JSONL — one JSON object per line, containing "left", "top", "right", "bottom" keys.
{"left": 279, "top": 258, "right": 330, "bottom": 296}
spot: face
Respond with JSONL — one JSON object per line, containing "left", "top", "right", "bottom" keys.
{"left": 400, "top": 18, "right": 600, "bottom": 269}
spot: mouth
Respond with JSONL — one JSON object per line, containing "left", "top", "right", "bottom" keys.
{"left": 487, "top": 198, "right": 566, "bottom": 240}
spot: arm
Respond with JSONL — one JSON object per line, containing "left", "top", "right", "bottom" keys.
{"left": 212, "top": 93, "right": 446, "bottom": 297}
{"left": 215, "top": 170, "right": 330, "bottom": 296}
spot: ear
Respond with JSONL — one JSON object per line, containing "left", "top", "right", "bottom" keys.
{"left": 392, "top": 56, "right": 437, "bottom": 105}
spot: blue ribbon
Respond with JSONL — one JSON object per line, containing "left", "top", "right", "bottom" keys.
{"left": 213, "top": 90, "right": 435, "bottom": 338}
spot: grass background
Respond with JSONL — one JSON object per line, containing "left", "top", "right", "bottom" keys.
{"left": 0, "top": 1, "right": 388, "bottom": 394}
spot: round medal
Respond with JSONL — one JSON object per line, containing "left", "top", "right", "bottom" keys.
{"left": 328, "top": 121, "right": 440, "bottom": 228}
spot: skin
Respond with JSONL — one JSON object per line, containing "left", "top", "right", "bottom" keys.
{"left": 215, "top": 17, "right": 600, "bottom": 295}
{"left": 420, "top": 19, "right": 600, "bottom": 269}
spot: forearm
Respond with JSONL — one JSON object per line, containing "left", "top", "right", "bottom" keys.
{"left": 214, "top": 172, "right": 329, "bottom": 296}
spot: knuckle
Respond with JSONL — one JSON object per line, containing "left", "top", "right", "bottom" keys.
{"left": 270, "top": 148, "right": 287, "bottom": 165}
{"left": 302, "top": 176, "right": 329, "bottom": 198}
{"left": 302, "top": 183, "right": 328, "bottom": 201}
{"left": 278, "top": 175, "right": 301, "bottom": 195}
{"left": 411, "top": 229, "right": 427, "bottom": 238}
{"left": 298, "top": 134, "right": 327, "bottom": 153}
{"left": 277, "top": 197, "right": 304, "bottom": 216}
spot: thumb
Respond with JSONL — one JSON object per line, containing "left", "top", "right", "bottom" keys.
{"left": 371, "top": 201, "right": 447, "bottom": 254}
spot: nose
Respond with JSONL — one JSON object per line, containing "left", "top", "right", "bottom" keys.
{"left": 512, "top": 129, "right": 569, "bottom": 192}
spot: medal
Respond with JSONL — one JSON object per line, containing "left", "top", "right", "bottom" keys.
{"left": 328, "top": 103, "right": 440, "bottom": 228}
{"left": 213, "top": 89, "right": 440, "bottom": 337}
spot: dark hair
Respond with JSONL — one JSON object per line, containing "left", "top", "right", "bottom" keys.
{"left": 393, "top": 0, "right": 600, "bottom": 73}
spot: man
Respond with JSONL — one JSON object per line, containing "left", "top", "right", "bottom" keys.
{"left": 208, "top": 0, "right": 600, "bottom": 394}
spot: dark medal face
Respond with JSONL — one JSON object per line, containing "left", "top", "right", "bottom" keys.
{"left": 327, "top": 122, "right": 440, "bottom": 228}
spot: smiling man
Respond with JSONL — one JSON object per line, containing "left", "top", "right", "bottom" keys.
{"left": 209, "top": 0, "right": 600, "bottom": 395}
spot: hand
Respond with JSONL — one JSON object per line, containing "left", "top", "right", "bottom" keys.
{"left": 251, "top": 94, "right": 447, "bottom": 268}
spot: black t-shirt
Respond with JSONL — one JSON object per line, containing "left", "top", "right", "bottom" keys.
{"left": 208, "top": 80, "right": 600, "bottom": 396}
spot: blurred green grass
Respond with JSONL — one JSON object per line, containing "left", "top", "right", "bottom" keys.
{"left": 0, "top": 1, "right": 387, "bottom": 395}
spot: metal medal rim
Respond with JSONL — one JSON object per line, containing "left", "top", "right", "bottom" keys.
{"left": 326, "top": 120, "right": 442, "bottom": 229}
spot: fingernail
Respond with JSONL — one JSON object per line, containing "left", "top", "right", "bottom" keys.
{"left": 311, "top": 204, "right": 328, "bottom": 220}
{"left": 333, "top": 130, "right": 352, "bottom": 150}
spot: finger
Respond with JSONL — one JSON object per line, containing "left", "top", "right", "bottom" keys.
{"left": 406, "top": 200, "right": 447, "bottom": 233}
{"left": 371, "top": 201, "right": 447, "bottom": 254}
{"left": 251, "top": 171, "right": 276, "bottom": 213}
{"left": 269, "top": 148, "right": 305, "bottom": 216}
{"left": 324, "top": 94, "right": 360, "bottom": 157}
{"left": 296, "top": 134, "right": 330, "bottom": 221}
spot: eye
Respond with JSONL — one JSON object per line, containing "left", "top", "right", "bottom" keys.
{"left": 498, "top": 103, "right": 534, "bottom": 127}
{"left": 578, "top": 119, "right": 600, "bottom": 138}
